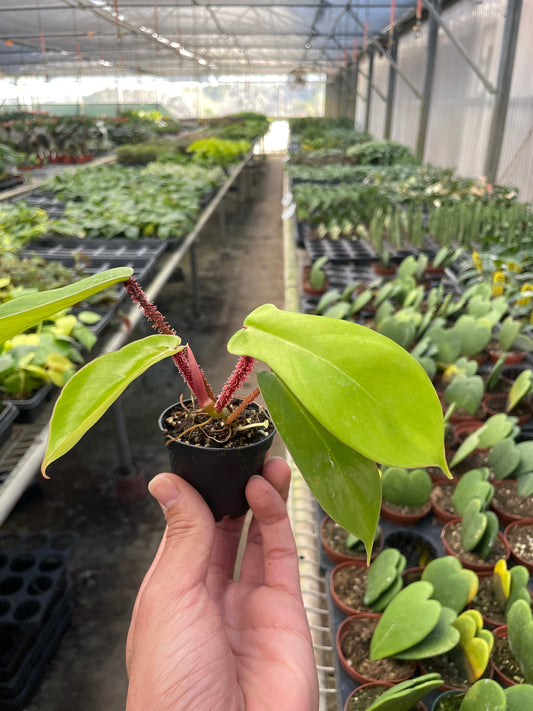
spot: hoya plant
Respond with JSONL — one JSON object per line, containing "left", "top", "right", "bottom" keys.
{"left": 0, "top": 267, "right": 450, "bottom": 555}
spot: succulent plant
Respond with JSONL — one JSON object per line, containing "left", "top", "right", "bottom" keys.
{"left": 381, "top": 466, "right": 432, "bottom": 507}
{"left": 507, "top": 599, "right": 533, "bottom": 683}
{"left": 450, "top": 413, "right": 517, "bottom": 469}
{"left": 365, "top": 672, "right": 443, "bottom": 711}
{"left": 493, "top": 558, "right": 531, "bottom": 615}
{"left": 451, "top": 609, "right": 494, "bottom": 684}
{"left": 451, "top": 467, "right": 494, "bottom": 515}
{"left": 308, "top": 255, "right": 329, "bottom": 290}
{"left": 363, "top": 547, "right": 406, "bottom": 612}
{"left": 369, "top": 580, "right": 460, "bottom": 661}
{"left": 444, "top": 371, "right": 484, "bottom": 415}
{"left": 459, "top": 678, "right": 505, "bottom": 710}
{"left": 421, "top": 556, "right": 478, "bottom": 613}
{"left": 460, "top": 497, "right": 499, "bottom": 559}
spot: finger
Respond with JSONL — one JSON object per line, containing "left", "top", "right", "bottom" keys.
{"left": 240, "top": 474, "right": 301, "bottom": 596}
{"left": 236, "top": 458, "right": 291, "bottom": 585}
{"left": 207, "top": 457, "right": 290, "bottom": 593}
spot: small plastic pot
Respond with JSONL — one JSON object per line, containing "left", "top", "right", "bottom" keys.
{"left": 344, "top": 680, "right": 428, "bottom": 711}
{"left": 336, "top": 614, "right": 417, "bottom": 685}
{"left": 380, "top": 499, "right": 431, "bottom": 525}
{"left": 330, "top": 560, "right": 370, "bottom": 616}
{"left": 503, "top": 520, "right": 533, "bottom": 574}
{"left": 441, "top": 518, "right": 510, "bottom": 573}
{"left": 491, "top": 624, "right": 517, "bottom": 687}
{"left": 158, "top": 400, "right": 275, "bottom": 521}
{"left": 320, "top": 516, "right": 383, "bottom": 565}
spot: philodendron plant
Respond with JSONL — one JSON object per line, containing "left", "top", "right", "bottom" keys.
{"left": 0, "top": 267, "right": 449, "bottom": 556}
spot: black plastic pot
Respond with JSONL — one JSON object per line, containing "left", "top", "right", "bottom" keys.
{"left": 158, "top": 401, "right": 275, "bottom": 521}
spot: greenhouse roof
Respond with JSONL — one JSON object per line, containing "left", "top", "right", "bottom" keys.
{"left": 0, "top": 1, "right": 420, "bottom": 80}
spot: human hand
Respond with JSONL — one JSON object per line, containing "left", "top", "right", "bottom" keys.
{"left": 126, "top": 457, "right": 319, "bottom": 711}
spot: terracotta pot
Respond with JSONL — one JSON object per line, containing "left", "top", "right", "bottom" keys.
{"left": 158, "top": 400, "right": 275, "bottom": 521}
{"left": 430, "top": 479, "right": 457, "bottom": 524}
{"left": 491, "top": 624, "right": 517, "bottom": 687}
{"left": 483, "top": 395, "right": 531, "bottom": 425}
{"left": 336, "top": 614, "right": 416, "bottom": 685}
{"left": 487, "top": 348, "right": 526, "bottom": 365}
{"left": 380, "top": 499, "right": 431, "bottom": 525}
{"left": 302, "top": 264, "right": 328, "bottom": 296}
{"left": 490, "top": 479, "right": 533, "bottom": 528}
{"left": 320, "top": 515, "right": 383, "bottom": 564}
{"left": 452, "top": 420, "right": 484, "bottom": 446}
{"left": 344, "top": 680, "right": 427, "bottom": 711}
{"left": 503, "top": 520, "right": 533, "bottom": 574}
{"left": 441, "top": 518, "right": 510, "bottom": 572}
{"left": 330, "top": 560, "right": 371, "bottom": 616}
{"left": 446, "top": 406, "right": 485, "bottom": 426}
{"left": 371, "top": 262, "right": 397, "bottom": 277}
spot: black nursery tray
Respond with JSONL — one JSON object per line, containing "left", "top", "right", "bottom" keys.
{"left": 22, "top": 237, "right": 166, "bottom": 286}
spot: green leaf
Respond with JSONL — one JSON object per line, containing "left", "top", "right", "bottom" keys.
{"left": 507, "top": 369, "right": 533, "bottom": 412}
{"left": 517, "top": 473, "right": 533, "bottom": 498}
{"left": 505, "top": 683, "right": 533, "bottom": 710}
{"left": 230, "top": 305, "right": 449, "bottom": 473}
{"left": 364, "top": 548, "right": 405, "bottom": 607}
{"left": 460, "top": 679, "right": 506, "bottom": 711}
{"left": 366, "top": 673, "right": 443, "bottom": 711}
{"left": 42, "top": 335, "right": 183, "bottom": 476}
{"left": 0, "top": 268, "right": 132, "bottom": 345}
{"left": 369, "top": 581, "right": 441, "bottom": 660}
{"left": 257, "top": 370, "right": 380, "bottom": 558}
{"left": 395, "top": 606, "right": 460, "bottom": 660}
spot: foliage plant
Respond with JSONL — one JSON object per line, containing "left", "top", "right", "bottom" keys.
{"left": 0, "top": 268, "right": 449, "bottom": 554}
{"left": 458, "top": 678, "right": 533, "bottom": 711}
{"left": 363, "top": 548, "right": 406, "bottom": 612}
{"left": 507, "top": 599, "right": 533, "bottom": 683}
{"left": 364, "top": 673, "right": 443, "bottom": 711}
{"left": 186, "top": 137, "right": 250, "bottom": 169}
{"left": 380, "top": 466, "right": 432, "bottom": 507}
{"left": 492, "top": 558, "right": 531, "bottom": 616}
{"left": 421, "top": 556, "right": 478, "bottom": 613}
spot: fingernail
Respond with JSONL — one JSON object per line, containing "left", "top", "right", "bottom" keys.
{"left": 148, "top": 475, "right": 182, "bottom": 511}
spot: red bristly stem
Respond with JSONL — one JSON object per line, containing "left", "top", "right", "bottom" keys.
{"left": 215, "top": 355, "right": 256, "bottom": 413}
{"left": 124, "top": 277, "right": 215, "bottom": 409}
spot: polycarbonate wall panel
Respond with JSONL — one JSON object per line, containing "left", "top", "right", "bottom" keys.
{"left": 424, "top": 0, "right": 504, "bottom": 176}
{"left": 355, "top": 55, "right": 369, "bottom": 131}
{"left": 369, "top": 51, "right": 389, "bottom": 140}
{"left": 390, "top": 28, "right": 426, "bottom": 153}
{"left": 496, "top": 0, "right": 533, "bottom": 202}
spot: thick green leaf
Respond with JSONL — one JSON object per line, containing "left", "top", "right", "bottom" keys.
{"left": 42, "top": 334, "right": 183, "bottom": 476}
{"left": 257, "top": 370, "right": 380, "bottom": 558}
{"left": 0, "top": 268, "right": 132, "bottom": 344}
{"left": 366, "top": 673, "right": 443, "bottom": 711}
{"left": 461, "top": 679, "right": 506, "bottom": 711}
{"left": 230, "top": 305, "right": 449, "bottom": 474}
{"left": 395, "top": 606, "right": 459, "bottom": 660}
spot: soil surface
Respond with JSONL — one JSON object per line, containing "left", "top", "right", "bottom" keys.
{"left": 443, "top": 520, "right": 508, "bottom": 567}
{"left": 1, "top": 155, "right": 287, "bottom": 710}
{"left": 492, "top": 480, "right": 533, "bottom": 520}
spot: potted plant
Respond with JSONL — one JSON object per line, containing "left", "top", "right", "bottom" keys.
{"left": 420, "top": 556, "right": 478, "bottom": 614}
{"left": 0, "top": 268, "right": 450, "bottom": 545}
{"left": 302, "top": 255, "right": 329, "bottom": 296}
{"left": 432, "top": 678, "right": 533, "bottom": 711}
{"left": 473, "top": 558, "right": 531, "bottom": 629}
{"left": 344, "top": 673, "right": 442, "bottom": 711}
{"left": 320, "top": 516, "right": 383, "bottom": 564}
{"left": 492, "top": 599, "right": 533, "bottom": 686}
{"left": 380, "top": 466, "right": 433, "bottom": 524}
{"left": 503, "top": 520, "right": 533, "bottom": 573}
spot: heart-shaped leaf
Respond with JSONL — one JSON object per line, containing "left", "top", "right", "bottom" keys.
{"left": 366, "top": 672, "right": 443, "bottom": 711}
{"left": 395, "top": 606, "right": 459, "bottom": 659}
{"left": 508, "top": 599, "right": 533, "bottom": 683}
{"left": 506, "top": 565, "right": 531, "bottom": 615}
{"left": 450, "top": 431, "right": 481, "bottom": 469}
{"left": 517, "top": 473, "right": 533, "bottom": 498}
{"left": 42, "top": 335, "right": 183, "bottom": 476}
{"left": 452, "top": 468, "right": 493, "bottom": 515}
{"left": 0, "top": 267, "right": 132, "bottom": 345}
{"left": 460, "top": 679, "right": 506, "bottom": 711}
{"left": 422, "top": 556, "right": 478, "bottom": 612}
{"left": 476, "top": 511, "right": 499, "bottom": 559}
{"left": 444, "top": 374, "right": 484, "bottom": 415}
{"left": 381, "top": 467, "right": 432, "bottom": 507}
{"left": 488, "top": 438, "right": 520, "bottom": 479}
{"left": 493, "top": 558, "right": 511, "bottom": 611}
{"left": 364, "top": 548, "right": 405, "bottom": 607}
{"left": 257, "top": 371, "right": 381, "bottom": 557}
{"left": 514, "top": 441, "right": 533, "bottom": 477}
{"left": 505, "top": 683, "right": 533, "bottom": 711}
{"left": 507, "top": 369, "right": 533, "bottom": 412}
{"left": 477, "top": 414, "right": 517, "bottom": 448}
{"left": 453, "top": 609, "right": 493, "bottom": 683}
{"left": 461, "top": 498, "right": 487, "bottom": 552}
{"left": 369, "top": 581, "right": 441, "bottom": 660}
{"left": 229, "top": 305, "right": 450, "bottom": 473}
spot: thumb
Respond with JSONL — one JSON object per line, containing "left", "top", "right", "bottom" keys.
{"left": 148, "top": 473, "right": 216, "bottom": 589}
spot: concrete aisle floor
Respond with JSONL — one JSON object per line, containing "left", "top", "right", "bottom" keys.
{"left": 2, "top": 155, "right": 287, "bottom": 710}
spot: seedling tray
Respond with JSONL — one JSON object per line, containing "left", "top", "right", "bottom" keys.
{"left": 0, "top": 406, "right": 18, "bottom": 450}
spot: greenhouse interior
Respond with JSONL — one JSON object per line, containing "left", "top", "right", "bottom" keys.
{"left": 0, "top": 0, "right": 533, "bottom": 709}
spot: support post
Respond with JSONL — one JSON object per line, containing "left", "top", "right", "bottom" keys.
{"left": 416, "top": 4, "right": 439, "bottom": 161}
{"left": 484, "top": 0, "right": 523, "bottom": 183}
{"left": 364, "top": 48, "right": 374, "bottom": 133}
{"left": 384, "top": 33, "right": 398, "bottom": 139}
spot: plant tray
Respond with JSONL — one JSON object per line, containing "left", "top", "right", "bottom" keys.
{"left": 0, "top": 176, "right": 24, "bottom": 192}
{"left": 22, "top": 237, "right": 166, "bottom": 286}
{"left": 2, "top": 383, "right": 53, "bottom": 425}
{"left": 0, "top": 406, "right": 18, "bottom": 451}
{"left": 304, "top": 234, "right": 378, "bottom": 264}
